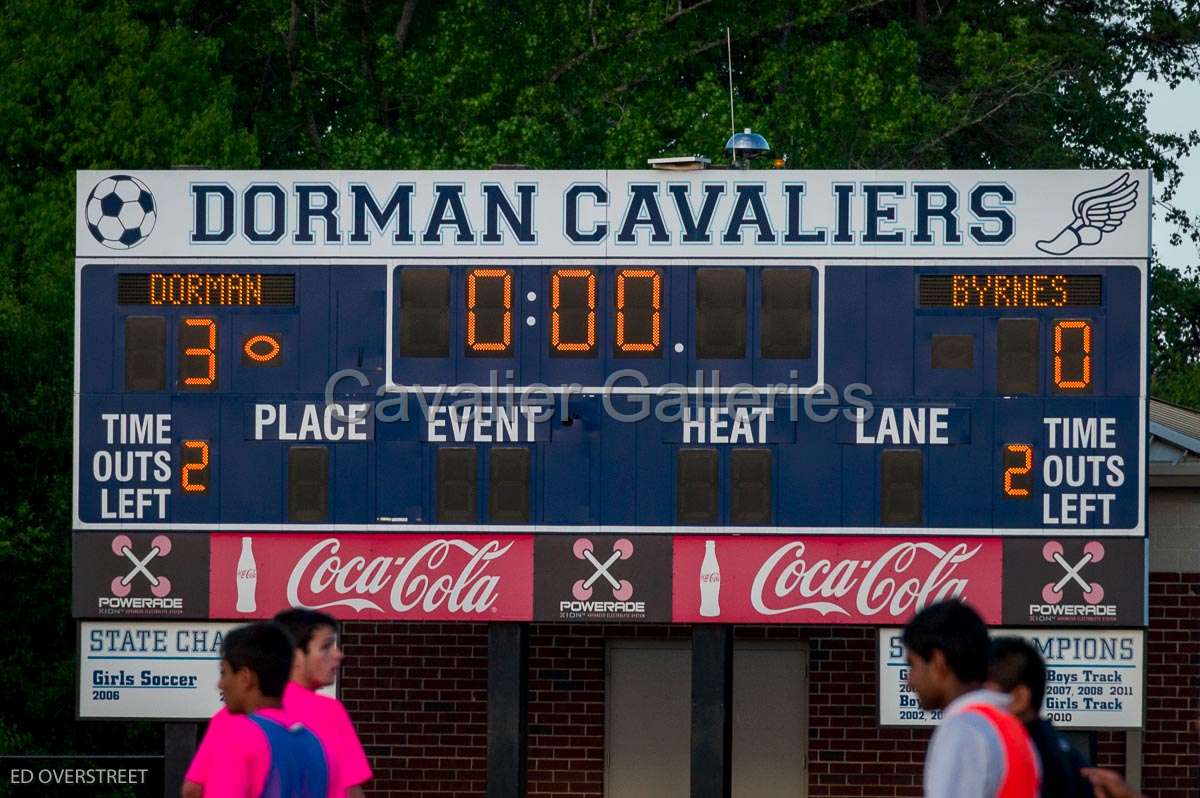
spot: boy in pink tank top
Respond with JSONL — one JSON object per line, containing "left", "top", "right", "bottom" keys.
{"left": 183, "top": 610, "right": 372, "bottom": 797}
{"left": 196, "top": 622, "right": 334, "bottom": 798}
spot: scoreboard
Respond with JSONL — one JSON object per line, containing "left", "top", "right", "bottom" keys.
{"left": 74, "top": 170, "right": 1148, "bottom": 536}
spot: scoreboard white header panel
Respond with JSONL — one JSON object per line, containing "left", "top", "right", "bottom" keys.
{"left": 73, "top": 170, "right": 1148, "bottom": 535}
{"left": 77, "top": 170, "right": 1148, "bottom": 259}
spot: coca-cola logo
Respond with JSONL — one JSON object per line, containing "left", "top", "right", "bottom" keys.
{"left": 285, "top": 537, "right": 514, "bottom": 615}
{"left": 673, "top": 535, "right": 1001, "bottom": 624}
{"left": 745, "top": 540, "right": 988, "bottom": 620}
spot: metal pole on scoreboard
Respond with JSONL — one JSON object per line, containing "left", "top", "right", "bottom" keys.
{"left": 487, "top": 622, "right": 528, "bottom": 798}
{"left": 690, "top": 625, "right": 733, "bottom": 798}
{"left": 162, "top": 722, "right": 197, "bottom": 798}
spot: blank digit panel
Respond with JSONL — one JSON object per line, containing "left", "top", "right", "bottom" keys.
{"left": 760, "top": 269, "right": 811, "bottom": 359}
{"left": 489, "top": 447, "right": 530, "bottom": 522}
{"left": 437, "top": 448, "right": 477, "bottom": 522}
{"left": 997, "top": 318, "right": 1039, "bottom": 395}
{"left": 677, "top": 448, "right": 718, "bottom": 524}
{"left": 880, "top": 449, "right": 922, "bottom": 525}
{"left": 124, "top": 316, "right": 165, "bottom": 391}
{"left": 731, "top": 449, "right": 772, "bottom": 525}
{"left": 399, "top": 268, "right": 450, "bottom": 357}
{"left": 695, "top": 268, "right": 746, "bottom": 359}
{"left": 931, "top": 334, "right": 974, "bottom": 370}
{"left": 466, "top": 268, "right": 513, "bottom": 357}
{"left": 287, "top": 446, "right": 329, "bottom": 523}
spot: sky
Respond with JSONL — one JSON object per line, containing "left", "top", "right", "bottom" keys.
{"left": 1130, "top": 75, "right": 1200, "bottom": 271}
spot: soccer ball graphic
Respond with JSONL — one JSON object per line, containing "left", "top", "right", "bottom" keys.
{"left": 85, "top": 175, "right": 156, "bottom": 249}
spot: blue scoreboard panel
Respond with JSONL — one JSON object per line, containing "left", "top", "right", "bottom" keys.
{"left": 74, "top": 170, "right": 1149, "bottom": 535}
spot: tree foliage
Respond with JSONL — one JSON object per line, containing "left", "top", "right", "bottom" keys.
{"left": 1151, "top": 262, "right": 1200, "bottom": 404}
{"left": 0, "top": 0, "right": 255, "bottom": 760}
{"left": 0, "top": 0, "right": 1198, "bottom": 758}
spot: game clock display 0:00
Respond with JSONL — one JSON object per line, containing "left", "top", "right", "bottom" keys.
{"left": 397, "top": 265, "right": 813, "bottom": 360}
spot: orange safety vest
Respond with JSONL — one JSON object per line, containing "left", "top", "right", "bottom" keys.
{"left": 962, "top": 702, "right": 1041, "bottom": 798}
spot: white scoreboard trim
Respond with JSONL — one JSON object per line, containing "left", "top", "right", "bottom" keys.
{"left": 878, "top": 627, "right": 1144, "bottom": 729}
{"left": 75, "top": 170, "right": 1152, "bottom": 260}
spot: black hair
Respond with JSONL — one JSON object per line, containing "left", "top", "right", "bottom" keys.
{"left": 988, "top": 637, "right": 1047, "bottom": 712}
{"left": 901, "top": 601, "right": 989, "bottom": 684}
{"left": 272, "top": 608, "right": 339, "bottom": 653}
{"left": 221, "top": 622, "right": 296, "bottom": 699}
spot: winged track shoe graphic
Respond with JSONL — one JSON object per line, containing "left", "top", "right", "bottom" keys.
{"left": 1035, "top": 172, "right": 1138, "bottom": 255}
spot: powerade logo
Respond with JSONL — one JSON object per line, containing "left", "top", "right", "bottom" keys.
{"left": 1025, "top": 541, "right": 1118, "bottom": 623}
{"left": 559, "top": 600, "right": 646, "bottom": 613}
{"left": 533, "top": 535, "right": 672, "bottom": 623}
{"left": 98, "top": 534, "right": 183, "bottom": 615}
{"left": 557, "top": 538, "right": 648, "bottom": 620}
{"left": 73, "top": 532, "right": 210, "bottom": 619}
{"left": 98, "top": 596, "right": 182, "bottom": 613}
{"left": 1026, "top": 604, "right": 1116, "bottom": 618}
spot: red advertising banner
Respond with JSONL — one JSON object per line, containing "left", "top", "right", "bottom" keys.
{"left": 673, "top": 536, "right": 1002, "bottom": 625}
{"left": 210, "top": 533, "right": 533, "bottom": 621}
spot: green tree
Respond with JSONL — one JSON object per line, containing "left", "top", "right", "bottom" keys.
{"left": 0, "top": 0, "right": 255, "bottom": 764}
{"left": 1151, "top": 262, "right": 1200, "bottom": 405}
{"left": 185, "top": 2, "right": 1199, "bottom": 180}
{"left": 0, "top": 0, "right": 1198, "bottom": 767}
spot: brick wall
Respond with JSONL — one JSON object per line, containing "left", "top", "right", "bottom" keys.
{"left": 340, "top": 623, "right": 928, "bottom": 797}
{"left": 802, "top": 626, "right": 926, "bottom": 797}
{"left": 340, "top": 623, "right": 489, "bottom": 797}
{"left": 1143, "top": 572, "right": 1200, "bottom": 796}
{"left": 340, "top": 574, "right": 1198, "bottom": 797}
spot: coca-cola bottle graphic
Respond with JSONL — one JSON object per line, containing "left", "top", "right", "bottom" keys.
{"left": 236, "top": 537, "right": 258, "bottom": 613}
{"left": 699, "top": 540, "right": 721, "bottom": 617}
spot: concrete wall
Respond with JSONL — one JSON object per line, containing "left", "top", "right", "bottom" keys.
{"left": 1149, "top": 487, "right": 1200, "bottom": 572}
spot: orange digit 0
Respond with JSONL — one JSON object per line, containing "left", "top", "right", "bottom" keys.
{"left": 466, "top": 269, "right": 512, "bottom": 352}
{"left": 1053, "top": 320, "right": 1092, "bottom": 390}
{"left": 551, "top": 269, "right": 596, "bottom": 353}
{"left": 615, "top": 269, "right": 661, "bottom": 353}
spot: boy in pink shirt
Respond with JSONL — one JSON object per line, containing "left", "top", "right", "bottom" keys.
{"left": 184, "top": 610, "right": 371, "bottom": 798}
{"left": 197, "top": 622, "right": 333, "bottom": 798}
